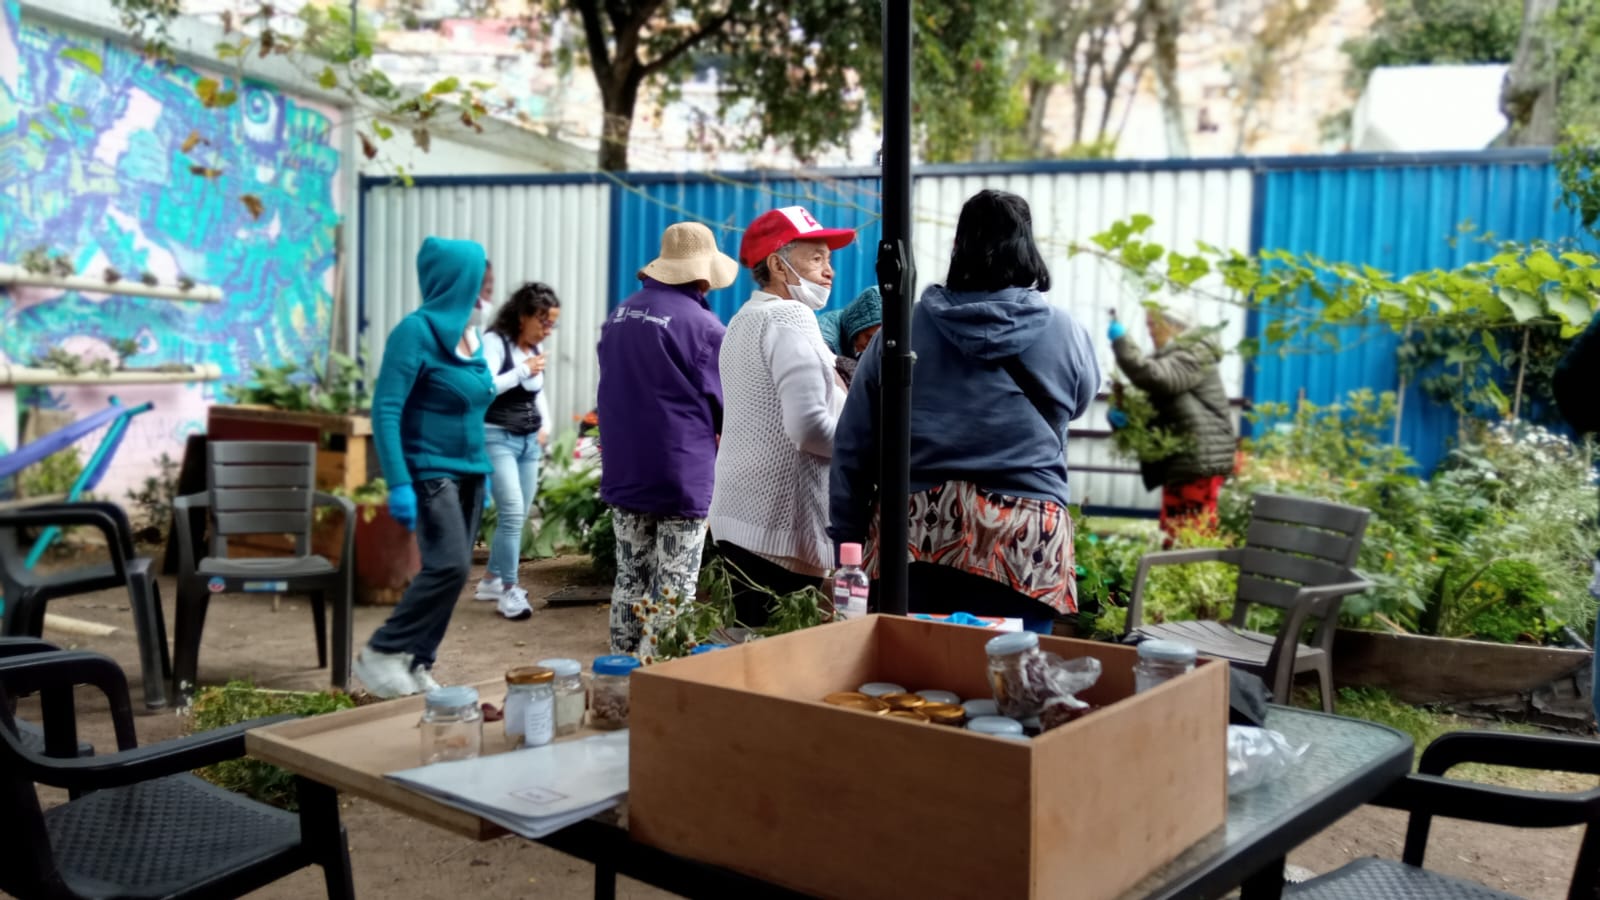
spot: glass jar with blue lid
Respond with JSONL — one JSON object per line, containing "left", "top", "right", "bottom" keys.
{"left": 590, "top": 655, "right": 642, "bottom": 730}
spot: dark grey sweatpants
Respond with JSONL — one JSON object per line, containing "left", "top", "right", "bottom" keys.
{"left": 368, "top": 475, "right": 484, "bottom": 669}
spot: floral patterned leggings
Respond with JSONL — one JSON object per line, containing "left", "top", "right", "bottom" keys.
{"left": 608, "top": 510, "right": 707, "bottom": 660}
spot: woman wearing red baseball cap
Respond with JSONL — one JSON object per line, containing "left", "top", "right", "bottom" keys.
{"left": 708, "top": 206, "right": 857, "bottom": 624}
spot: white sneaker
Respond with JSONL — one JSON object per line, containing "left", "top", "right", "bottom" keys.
{"left": 412, "top": 666, "right": 442, "bottom": 693}
{"left": 474, "top": 576, "right": 505, "bottom": 601}
{"left": 353, "top": 647, "right": 420, "bottom": 699}
{"left": 497, "top": 585, "right": 533, "bottom": 621}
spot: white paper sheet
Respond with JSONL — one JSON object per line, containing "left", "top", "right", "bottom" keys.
{"left": 386, "top": 730, "right": 629, "bottom": 839}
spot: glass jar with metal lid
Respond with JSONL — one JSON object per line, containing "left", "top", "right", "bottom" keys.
{"left": 590, "top": 655, "right": 641, "bottom": 730}
{"left": 506, "top": 666, "right": 555, "bottom": 747}
{"left": 420, "top": 685, "right": 483, "bottom": 765}
{"left": 1134, "top": 639, "right": 1197, "bottom": 693}
{"left": 535, "top": 657, "right": 586, "bottom": 736}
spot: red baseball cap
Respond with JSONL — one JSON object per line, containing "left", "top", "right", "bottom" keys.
{"left": 738, "top": 206, "right": 856, "bottom": 269}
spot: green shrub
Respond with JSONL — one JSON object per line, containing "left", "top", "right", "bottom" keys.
{"left": 187, "top": 681, "right": 355, "bottom": 810}
{"left": 1223, "top": 393, "right": 1598, "bottom": 641}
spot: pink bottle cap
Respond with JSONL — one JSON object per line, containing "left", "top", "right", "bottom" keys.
{"left": 839, "top": 543, "right": 863, "bottom": 566}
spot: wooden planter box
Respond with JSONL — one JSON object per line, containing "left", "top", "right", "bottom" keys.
{"left": 206, "top": 405, "right": 374, "bottom": 493}
{"left": 630, "top": 615, "right": 1229, "bottom": 900}
{"left": 1333, "top": 629, "right": 1592, "bottom": 711}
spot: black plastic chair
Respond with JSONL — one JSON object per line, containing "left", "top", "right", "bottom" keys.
{"left": 173, "top": 441, "right": 355, "bottom": 699}
{"left": 0, "top": 501, "right": 171, "bottom": 709}
{"left": 1288, "top": 731, "right": 1600, "bottom": 899}
{"left": 1124, "top": 493, "right": 1373, "bottom": 712}
{"left": 0, "top": 636, "right": 93, "bottom": 759}
{"left": 0, "top": 645, "right": 354, "bottom": 900}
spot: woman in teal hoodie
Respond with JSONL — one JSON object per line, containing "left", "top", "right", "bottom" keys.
{"left": 354, "top": 237, "right": 496, "bottom": 698}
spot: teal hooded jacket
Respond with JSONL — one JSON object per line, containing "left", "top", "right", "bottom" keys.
{"left": 371, "top": 237, "right": 496, "bottom": 487}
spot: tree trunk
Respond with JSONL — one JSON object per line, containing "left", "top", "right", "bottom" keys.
{"left": 598, "top": 75, "right": 641, "bottom": 172}
{"left": 1498, "top": 0, "right": 1561, "bottom": 146}
{"left": 1150, "top": 0, "right": 1190, "bottom": 157}
{"left": 1024, "top": 77, "right": 1055, "bottom": 153}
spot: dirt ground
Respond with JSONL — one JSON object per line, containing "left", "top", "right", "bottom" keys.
{"left": 10, "top": 552, "right": 1593, "bottom": 899}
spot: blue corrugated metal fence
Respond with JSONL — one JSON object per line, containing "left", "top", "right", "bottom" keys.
{"left": 1250, "top": 153, "right": 1583, "bottom": 471}
{"left": 362, "top": 149, "right": 1586, "bottom": 479}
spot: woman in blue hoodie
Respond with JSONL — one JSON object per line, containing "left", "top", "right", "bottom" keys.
{"left": 354, "top": 237, "right": 496, "bottom": 698}
{"left": 829, "top": 190, "right": 1100, "bottom": 632}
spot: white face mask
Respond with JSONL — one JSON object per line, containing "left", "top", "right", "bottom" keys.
{"left": 779, "top": 256, "right": 831, "bottom": 311}
{"left": 468, "top": 300, "right": 489, "bottom": 330}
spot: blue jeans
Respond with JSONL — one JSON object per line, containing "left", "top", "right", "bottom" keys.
{"left": 485, "top": 425, "right": 543, "bottom": 585}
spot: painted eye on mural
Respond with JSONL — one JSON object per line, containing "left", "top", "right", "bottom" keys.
{"left": 239, "top": 88, "right": 281, "bottom": 148}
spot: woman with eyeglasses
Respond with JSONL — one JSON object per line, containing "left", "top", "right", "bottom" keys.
{"left": 476, "top": 281, "right": 562, "bottom": 621}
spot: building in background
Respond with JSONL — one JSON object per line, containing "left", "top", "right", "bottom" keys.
{"left": 0, "top": 0, "right": 587, "bottom": 499}
{"left": 1352, "top": 65, "right": 1510, "bottom": 152}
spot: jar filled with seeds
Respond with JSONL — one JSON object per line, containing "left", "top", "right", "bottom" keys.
{"left": 985, "top": 631, "right": 1051, "bottom": 719}
{"left": 590, "top": 655, "right": 641, "bottom": 730}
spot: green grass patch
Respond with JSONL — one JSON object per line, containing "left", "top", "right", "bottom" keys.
{"left": 1321, "top": 687, "right": 1589, "bottom": 791}
{"left": 187, "top": 680, "right": 356, "bottom": 810}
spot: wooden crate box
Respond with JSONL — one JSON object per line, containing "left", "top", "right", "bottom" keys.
{"left": 629, "top": 615, "right": 1229, "bottom": 900}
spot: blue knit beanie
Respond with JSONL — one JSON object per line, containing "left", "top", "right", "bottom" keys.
{"left": 840, "top": 286, "right": 883, "bottom": 345}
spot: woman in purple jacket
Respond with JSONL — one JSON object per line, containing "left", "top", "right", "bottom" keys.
{"left": 596, "top": 222, "right": 738, "bottom": 658}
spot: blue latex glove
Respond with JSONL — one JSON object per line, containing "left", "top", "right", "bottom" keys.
{"left": 1108, "top": 409, "right": 1130, "bottom": 429}
{"left": 1108, "top": 319, "right": 1127, "bottom": 341}
{"left": 388, "top": 483, "right": 418, "bottom": 531}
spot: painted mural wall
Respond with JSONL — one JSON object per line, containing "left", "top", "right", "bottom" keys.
{"left": 0, "top": 12, "right": 343, "bottom": 498}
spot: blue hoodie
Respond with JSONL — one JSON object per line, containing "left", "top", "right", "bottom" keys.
{"left": 371, "top": 237, "right": 496, "bottom": 487}
{"left": 828, "top": 284, "right": 1100, "bottom": 545}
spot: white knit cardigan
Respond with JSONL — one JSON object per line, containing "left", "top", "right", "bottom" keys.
{"left": 709, "top": 290, "right": 846, "bottom": 577}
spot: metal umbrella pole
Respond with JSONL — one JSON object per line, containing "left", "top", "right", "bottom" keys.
{"left": 875, "top": 0, "right": 916, "bottom": 616}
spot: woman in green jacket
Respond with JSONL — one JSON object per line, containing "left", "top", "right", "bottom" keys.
{"left": 1110, "top": 307, "right": 1235, "bottom": 539}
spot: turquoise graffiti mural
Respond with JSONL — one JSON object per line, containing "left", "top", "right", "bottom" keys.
{"left": 1, "top": 18, "right": 341, "bottom": 385}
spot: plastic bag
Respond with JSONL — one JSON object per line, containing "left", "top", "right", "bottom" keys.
{"left": 1226, "top": 725, "right": 1308, "bottom": 795}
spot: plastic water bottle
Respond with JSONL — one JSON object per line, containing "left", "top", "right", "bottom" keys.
{"left": 833, "top": 543, "right": 870, "bottom": 620}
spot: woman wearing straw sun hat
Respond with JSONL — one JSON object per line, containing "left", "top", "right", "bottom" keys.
{"left": 597, "top": 221, "right": 739, "bottom": 658}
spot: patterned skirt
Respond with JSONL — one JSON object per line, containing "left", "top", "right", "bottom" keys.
{"left": 864, "top": 481, "right": 1077, "bottom": 615}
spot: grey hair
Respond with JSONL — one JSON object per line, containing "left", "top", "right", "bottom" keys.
{"left": 750, "top": 241, "right": 795, "bottom": 288}
{"left": 1155, "top": 308, "right": 1193, "bottom": 332}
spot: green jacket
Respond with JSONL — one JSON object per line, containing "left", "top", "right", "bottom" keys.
{"left": 1112, "top": 334, "right": 1236, "bottom": 486}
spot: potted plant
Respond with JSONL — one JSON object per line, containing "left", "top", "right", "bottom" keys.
{"left": 325, "top": 479, "right": 421, "bottom": 605}
{"left": 211, "top": 353, "right": 374, "bottom": 494}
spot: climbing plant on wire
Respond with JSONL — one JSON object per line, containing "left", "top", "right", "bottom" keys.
{"left": 1077, "top": 214, "right": 1600, "bottom": 423}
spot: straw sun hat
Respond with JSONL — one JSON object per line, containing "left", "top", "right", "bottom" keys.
{"left": 638, "top": 222, "right": 739, "bottom": 290}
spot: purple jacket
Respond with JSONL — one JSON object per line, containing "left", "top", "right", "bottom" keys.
{"left": 597, "top": 279, "right": 726, "bottom": 518}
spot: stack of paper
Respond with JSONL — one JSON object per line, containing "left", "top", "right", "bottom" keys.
{"left": 387, "top": 730, "right": 629, "bottom": 839}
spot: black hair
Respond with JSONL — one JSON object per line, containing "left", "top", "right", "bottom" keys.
{"left": 945, "top": 189, "right": 1051, "bottom": 294}
{"left": 488, "top": 281, "right": 561, "bottom": 339}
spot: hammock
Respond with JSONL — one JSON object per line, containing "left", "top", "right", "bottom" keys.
{"left": 0, "top": 398, "right": 154, "bottom": 569}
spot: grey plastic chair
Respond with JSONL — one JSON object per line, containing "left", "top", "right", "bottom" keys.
{"left": 1287, "top": 731, "right": 1600, "bottom": 899}
{"left": 172, "top": 442, "right": 354, "bottom": 698}
{"left": 1124, "top": 493, "right": 1373, "bottom": 712}
{"left": 0, "top": 644, "right": 354, "bottom": 900}
{"left": 0, "top": 501, "right": 171, "bottom": 709}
